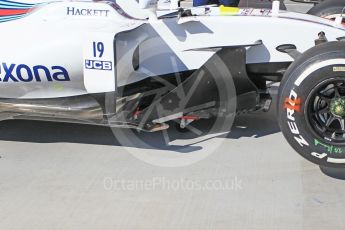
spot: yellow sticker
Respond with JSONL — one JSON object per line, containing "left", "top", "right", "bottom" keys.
{"left": 219, "top": 5, "right": 240, "bottom": 15}
{"left": 52, "top": 83, "right": 64, "bottom": 91}
{"left": 333, "top": 66, "right": 345, "bottom": 72}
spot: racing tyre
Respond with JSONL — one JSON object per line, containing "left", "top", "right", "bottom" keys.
{"left": 308, "top": 0, "right": 345, "bottom": 20}
{"left": 278, "top": 41, "right": 345, "bottom": 168}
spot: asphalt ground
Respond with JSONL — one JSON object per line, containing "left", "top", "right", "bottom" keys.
{"left": 1, "top": 2, "right": 345, "bottom": 230}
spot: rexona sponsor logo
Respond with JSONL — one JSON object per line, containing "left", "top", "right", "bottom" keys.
{"left": 285, "top": 89, "right": 309, "bottom": 147}
{"left": 0, "top": 63, "right": 70, "bottom": 82}
{"left": 67, "top": 7, "right": 110, "bottom": 17}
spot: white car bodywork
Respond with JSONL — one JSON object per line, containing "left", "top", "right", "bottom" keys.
{"left": 0, "top": 0, "right": 344, "bottom": 99}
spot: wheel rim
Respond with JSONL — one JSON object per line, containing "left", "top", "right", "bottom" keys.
{"left": 306, "top": 78, "right": 345, "bottom": 144}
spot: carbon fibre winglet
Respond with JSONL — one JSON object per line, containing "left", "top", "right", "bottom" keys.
{"left": 183, "top": 40, "right": 263, "bottom": 52}
{"left": 276, "top": 44, "right": 301, "bottom": 60}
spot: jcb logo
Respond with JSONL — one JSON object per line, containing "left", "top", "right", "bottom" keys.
{"left": 85, "top": 60, "right": 112, "bottom": 71}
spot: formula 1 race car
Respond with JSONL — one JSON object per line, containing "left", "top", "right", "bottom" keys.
{"left": 242, "top": 0, "right": 345, "bottom": 20}
{"left": 1, "top": 0, "right": 345, "bottom": 168}
{"left": 240, "top": 0, "right": 345, "bottom": 21}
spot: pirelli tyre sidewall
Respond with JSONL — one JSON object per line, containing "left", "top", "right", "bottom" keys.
{"left": 278, "top": 41, "right": 345, "bottom": 168}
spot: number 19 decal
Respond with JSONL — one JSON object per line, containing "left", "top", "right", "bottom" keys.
{"left": 93, "top": 41, "right": 104, "bottom": 58}
{"left": 85, "top": 41, "right": 112, "bottom": 71}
